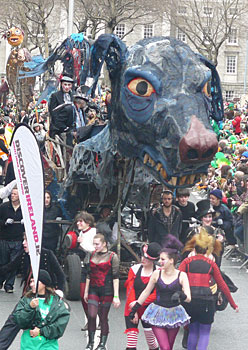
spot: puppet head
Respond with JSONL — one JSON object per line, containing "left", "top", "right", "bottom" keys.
{"left": 91, "top": 35, "right": 223, "bottom": 188}
{"left": 6, "top": 27, "right": 24, "bottom": 47}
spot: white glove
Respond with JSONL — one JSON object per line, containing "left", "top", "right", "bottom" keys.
{"left": 55, "top": 289, "right": 64, "bottom": 298}
{"left": 5, "top": 218, "right": 14, "bottom": 225}
{"left": 56, "top": 217, "right": 62, "bottom": 221}
{"left": 21, "top": 219, "right": 24, "bottom": 225}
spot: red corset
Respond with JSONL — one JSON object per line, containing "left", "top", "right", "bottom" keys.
{"left": 90, "top": 253, "right": 113, "bottom": 287}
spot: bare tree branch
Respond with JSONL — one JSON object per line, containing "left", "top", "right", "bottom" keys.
{"left": 163, "top": 0, "right": 248, "bottom": 65}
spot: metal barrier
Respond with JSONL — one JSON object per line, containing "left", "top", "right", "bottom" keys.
{"left": 224, "top": 212, "right": 248, "bottom": 269}
{"left": 243, "top": 213, "right": 248, "bottom": 255}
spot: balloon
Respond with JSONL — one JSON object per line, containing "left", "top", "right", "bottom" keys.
{"left": 216, "top": 158, "right": 231, "bottom": 167}
{"left": 229, "top": 135, "right": 239, "bottom": 144}
{"left": 211, "top": 160, "right": 218, "bottom": 168}
{"left": 215, "top": 152, "right": 225, "bottom": 159}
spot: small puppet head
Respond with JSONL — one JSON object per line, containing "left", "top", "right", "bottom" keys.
{"left": 6, "top": 27, "right": 24, "bottom": 47}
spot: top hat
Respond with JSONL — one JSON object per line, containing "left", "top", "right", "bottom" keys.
{"left": 60, "top": 75, "right": 74, "bottom": 83}
{"left": 196, "top": 199, "right": 215, "bottom": 219}
{"left": 74, "top": 86, "right": 89, "bottom": 102}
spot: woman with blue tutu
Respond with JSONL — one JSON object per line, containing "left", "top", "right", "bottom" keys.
{"left": 129, "top": 235, "right": 191, "bottom": 350}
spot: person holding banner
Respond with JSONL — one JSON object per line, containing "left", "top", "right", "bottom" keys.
{"left": 13, "top": 270, "right": 70, "bottom": 350}
{"left": 0, "top": 234, "right": 65, "bottom": 350}
{"left": 0, "top": 186, "right": 24, "bottom": 293}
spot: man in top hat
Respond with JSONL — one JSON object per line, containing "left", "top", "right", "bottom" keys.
{"left": 209, "top": 189, "right": 236, "bottom": 247}
{"left": 48, "top": 75, "right": 74, "bottom": 137}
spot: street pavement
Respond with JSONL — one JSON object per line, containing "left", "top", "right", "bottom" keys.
{"left": 0, "top": 188, "right": 245, "bottom": 349}
{"left": 0, "top": 255, "right": 247, "bottom": 350}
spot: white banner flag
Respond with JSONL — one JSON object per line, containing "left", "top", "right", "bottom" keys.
{"left": 11, "top": 124, "right": 44, "bottom": 288}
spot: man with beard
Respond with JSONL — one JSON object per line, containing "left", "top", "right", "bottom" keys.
{"left": 148, "top": 190, "right": 182, "bottom": 246}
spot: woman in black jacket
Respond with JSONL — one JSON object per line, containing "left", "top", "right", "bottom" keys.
{"left": 42, "top": 191, "right": 63, "bottom": 252}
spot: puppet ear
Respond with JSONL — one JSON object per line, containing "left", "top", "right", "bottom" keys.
{"left": 198, "top": 55, "right": 224, "bottom": 122}
{"left": 90, "top": 34, "right": 127, "bottom": 96}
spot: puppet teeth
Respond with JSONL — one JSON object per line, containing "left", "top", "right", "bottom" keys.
{"left": 171, "top": 177, "right": 177, "bottom": 186}
{"left": 156, "top": 163, "right": 162, "bottom": 171}
{"left": 179, "top": 175, "right": 187, "bottom": 185}
{"left": 160, "top": 168, "right": 167, "bottom": 179}
{"left": 143, "top": 153, "right": 149, "bottom": 164}
{"left": 186, "top": 175, "right": 192, "bottom": 184}
{"left": 150, "top": 158, "right": 156, "bottom": 167}
{"left": 189, "top": 174, "right": 196, "bottom": 184}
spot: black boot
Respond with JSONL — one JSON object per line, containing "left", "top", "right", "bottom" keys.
{"left": 182, "top": 327, "right": 189, "bottom": 349}
{"left": 95, "top": 334, "right": 108, "bottom": 350}
{"left": 85, "top": 331, "right": 95, "bottom": 350}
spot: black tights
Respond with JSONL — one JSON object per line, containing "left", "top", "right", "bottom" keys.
{"left": 88, "top": 295, "right": 113, "bottom": 335}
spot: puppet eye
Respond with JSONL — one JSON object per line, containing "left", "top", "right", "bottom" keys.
{"left": 15, "top": 29, "right": 21, "bottom": 35}
{"left": 6, "top": 31, "right": 11, "bottom": 38}
{"left": 202, "top": 81, "right": 211, "bottom": 98}
{"left": 128, "top": 78, "right": 155, "bottom": 97}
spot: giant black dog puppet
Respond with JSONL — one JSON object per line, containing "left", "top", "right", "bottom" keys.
{"left": 68, "top": 34, "right": 223, "bottom": 192}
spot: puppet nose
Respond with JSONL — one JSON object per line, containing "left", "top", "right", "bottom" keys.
{"left": 179, "top": 115, "right": 218, "bottom": 164}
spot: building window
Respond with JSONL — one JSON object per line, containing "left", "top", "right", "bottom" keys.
{"left": 115, "top": 24, "right": 125, "bottom": 39}
{"left": 203, "top": 7, "right": 213, "bottom": 16}
{"left": 229, "top": 7, "right": 236, "bottom": 15}
{"left": 225, "top": 90, "right": 234, "bottom": 100}
{"left": 177, "top": 28, "right": 186, "bottom": 42}
{"left": 228, "top": 28, "right": 238, "bottom": 44}
{"left": 178, "top": 6, "right": 187, "bottom": 15}
{"left": 226, "top": 56, "right": 237, "bottom": 73}
{"left": 144, "top": 24, "right": 153, "bottom": 39}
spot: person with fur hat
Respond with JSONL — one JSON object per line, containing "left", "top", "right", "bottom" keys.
{"left": 13, "top": 269, "right": 70, "bottom": 350}
{"left": 124, "top": 242, "right": 161, "bottom": 350}
{"left": 129, "top": 235, "right": 190, "bottom": 350}
{"left": 179, "top": 228, "right": 239, "bottom": 350}
{"left": 210, "top": 189, "right": 236, "bottom": 247}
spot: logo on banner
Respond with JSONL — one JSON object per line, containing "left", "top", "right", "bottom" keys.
{"left": 12, "top": 139, "right": 40, "bottom": 255}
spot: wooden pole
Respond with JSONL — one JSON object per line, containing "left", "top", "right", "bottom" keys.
{"left": 117, "top": 167, "right": 122, "bottom": 260}
{"left": 33, "top": 96, "right": 39, "bottom": 123}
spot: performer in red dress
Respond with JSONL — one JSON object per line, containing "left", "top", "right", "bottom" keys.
{"left": 84, "top": 233, "right": 120, "bottom": 350}
{"left": 124, "top": 242, "right": 161, "bottom": 350}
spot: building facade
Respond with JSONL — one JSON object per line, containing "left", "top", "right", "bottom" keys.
{"left": 0, "top": 0, "right": 247, "bottom": 103}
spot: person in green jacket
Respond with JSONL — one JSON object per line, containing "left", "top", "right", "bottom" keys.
{"left": 13, "top": 270, "right": 70, "bottom": 350}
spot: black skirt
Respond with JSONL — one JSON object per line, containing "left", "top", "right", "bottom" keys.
{"left": 183, "top": 298, "right": 216, "bottom": 324}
